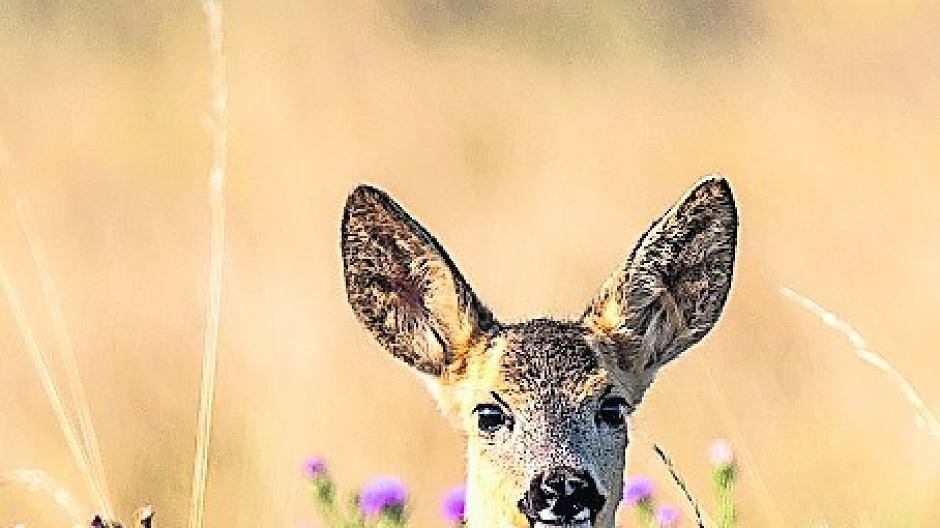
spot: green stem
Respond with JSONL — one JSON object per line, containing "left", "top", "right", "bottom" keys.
{"left": 713, "top": 464, "right": 737, "bottom": 528}
{"left": 635, "top": 500, "right": 655, "bottom": 528}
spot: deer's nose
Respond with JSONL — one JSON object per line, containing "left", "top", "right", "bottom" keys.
{"left": 518, "top": 466, "right": 606, "bottom": 525}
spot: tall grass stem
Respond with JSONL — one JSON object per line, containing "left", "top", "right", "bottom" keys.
{"left": 652, "top": 444, "right": 707, "bottom": 528}
{"left": 0, "top": 264, "right": 104, "bottom": 517}
{"left": 780, "top": 287, "right": 940, "bottom": 439}
{"left": 188, "top": 1, "right": 228, "bottom": 528}
{"left": 8, "top": 190, "right": 115, "bottom": 519}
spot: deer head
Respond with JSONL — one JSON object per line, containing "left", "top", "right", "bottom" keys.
{"left": 341, "top": 177, "right": 737, "bottom": 528}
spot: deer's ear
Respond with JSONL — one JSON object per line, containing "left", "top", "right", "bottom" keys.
{"left": 582, "top": 176, "right": 737, "bottom": 373}
{"left": 342, "top": 185, "right": 496, "bottom": 376}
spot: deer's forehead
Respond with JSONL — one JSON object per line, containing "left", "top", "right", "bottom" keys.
{"left": 481, "top": 319, "right": 611, "bottom": 401}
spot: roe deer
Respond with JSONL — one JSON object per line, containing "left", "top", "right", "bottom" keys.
{"left": 341, "top": 177, "right": 737, "bottom": 528}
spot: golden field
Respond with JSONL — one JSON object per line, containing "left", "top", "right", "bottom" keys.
{"left": 0, "top": 1, "right": 938, "bottom": 526}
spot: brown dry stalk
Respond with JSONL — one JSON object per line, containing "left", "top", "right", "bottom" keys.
{"left": 188, "top": 1, "right": 229, "bottom": 528}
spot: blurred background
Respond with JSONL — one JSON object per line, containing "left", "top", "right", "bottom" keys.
{"left": 1, "top": 0, "right": 939, "bottom": 526}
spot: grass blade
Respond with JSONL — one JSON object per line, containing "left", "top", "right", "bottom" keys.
{"left": 1, "top": 142, "right": 113, "bottom": 519}
{"left": 780, "top": 287, "right": 940, "bottom": 439}
{"left": 10, "top": 191, "right": 115, "bottom": 520}
{"left": 1, "top": 469, "right": 86, "bottom": 527}
{"left": 653, "top": 443, "right": 708, "bottom": 528}
{"left": 0, "top": 263, "right": 104, "bottom": 517}
{"left": 188, "top": 1, "right": 229, "bottom": 527}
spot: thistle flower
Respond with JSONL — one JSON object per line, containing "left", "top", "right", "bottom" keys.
{"left": 441, "top": 485, "right": 466, "bottom": 524}
{"left": 709, "top": 440, "right": 737, "bottom": 528}
{"left": 303, "top": 457, "right": 328, "bottom": 480}
{"left": 654, "top": 504, "right": 681, "bottom": 527}
{"left": 623, "top": 476, "right": 655, "bottom": 505}
{"left": 304, "top": 456, "right": 336, "bottom": 520}
{"left": 709, "top": 439, "right": 737, "bottom": 491}
{"left": 359, "top": 476, "right": 408, "bottom": 518}
{"left": 708, "top": 440, "right": 734, "bottom": 468}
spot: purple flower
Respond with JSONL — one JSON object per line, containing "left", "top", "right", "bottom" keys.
{"left": 359, "top": 476, "right": 408, "bottom": 517}
{"left": 654, "top": 504, "right": 681, "bottom": 526}
{"left": 440, "top": 485, "right": 466, "bottom": 523}
{"left": 303, "top": 457, "right": 327, "bottom": 479}
{"left": 623, "top": 476, "right": 655, "bottom": 505}
{"left": 709, "top": 439, "right": 734, "bottom": 467}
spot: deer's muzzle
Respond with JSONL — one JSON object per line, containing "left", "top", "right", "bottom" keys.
{"left": 517, "top": 466, "right": 606, "bottom": 527}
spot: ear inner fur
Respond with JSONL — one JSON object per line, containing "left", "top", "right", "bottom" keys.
{"left": 341, "top": 185, "right": 495, "bottom": 376}
{"left": 582, "top": 176, "right": 737, "bottom": 372}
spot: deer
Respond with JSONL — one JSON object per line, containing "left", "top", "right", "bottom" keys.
{"left": 340, "top": 177, "right": 737, "bottom": 528}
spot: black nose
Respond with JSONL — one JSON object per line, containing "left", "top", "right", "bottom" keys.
{"left": 518, "top": 466, "right": 606, "bottom": 525}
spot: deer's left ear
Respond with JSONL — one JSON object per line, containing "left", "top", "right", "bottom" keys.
{"left": 582, "top": 176, "right": 738, "bottom": 373}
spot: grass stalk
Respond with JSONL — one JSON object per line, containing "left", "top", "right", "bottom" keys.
{"left": 0, "top": 262, "right": 105, "bottom": 518}
{"left": 652, "top": 443, "right": 707, "bottom": 528}
{"left": 780, "top": 287, "right": 940, "bottom": 439}
{"left": 1, "top": 142, "right": 113, "bottom": 519}
{"left": 188, "top": 1, "right": 229, "bottom": 527}
{"left": 0, "top": 469, "right": 86, "bottom": 527}
{"left": 10, "top": 191, "right": 115, "bottom": 519}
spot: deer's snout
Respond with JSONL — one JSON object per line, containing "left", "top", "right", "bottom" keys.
{"left": 518, "top": 466, "right": 606, "bottom": 526}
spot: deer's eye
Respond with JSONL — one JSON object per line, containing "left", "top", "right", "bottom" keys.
{"left": 596, "top": 397, "right": 628, "bottom": 429}
{"left": 473, "top": 404, "right": 512, "bottom": 434}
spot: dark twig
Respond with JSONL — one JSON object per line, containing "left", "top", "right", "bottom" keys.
{"left": 653, "top": 443, "right": 706, "bottom": 528}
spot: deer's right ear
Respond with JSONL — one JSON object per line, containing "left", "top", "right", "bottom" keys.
{"left": 341, "top": 185, "right": 496, "bottom": 376}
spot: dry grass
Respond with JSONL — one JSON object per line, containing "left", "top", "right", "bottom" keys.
{"left": 0, "top": 259, "right": 107, "bottom": 520}
{"left": 188, "top": 1, "right": 229, "bottom": 528}
{"left": 0, "top": 470, "right": 85, "bottom": 527}
{"left": 12, "top": 190, "right": 116, "bottom": 520}
{"left": 781, "top": 287, "right": 940, "bottom": 439}
{"left": 1, "top": 1, "right": 939, "bottom": 526}
{"left": 1, "top": 150, "right": 114, "bottom": 521}
{"left": 653, "top": 444, "right": 707, "bottom": 528}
